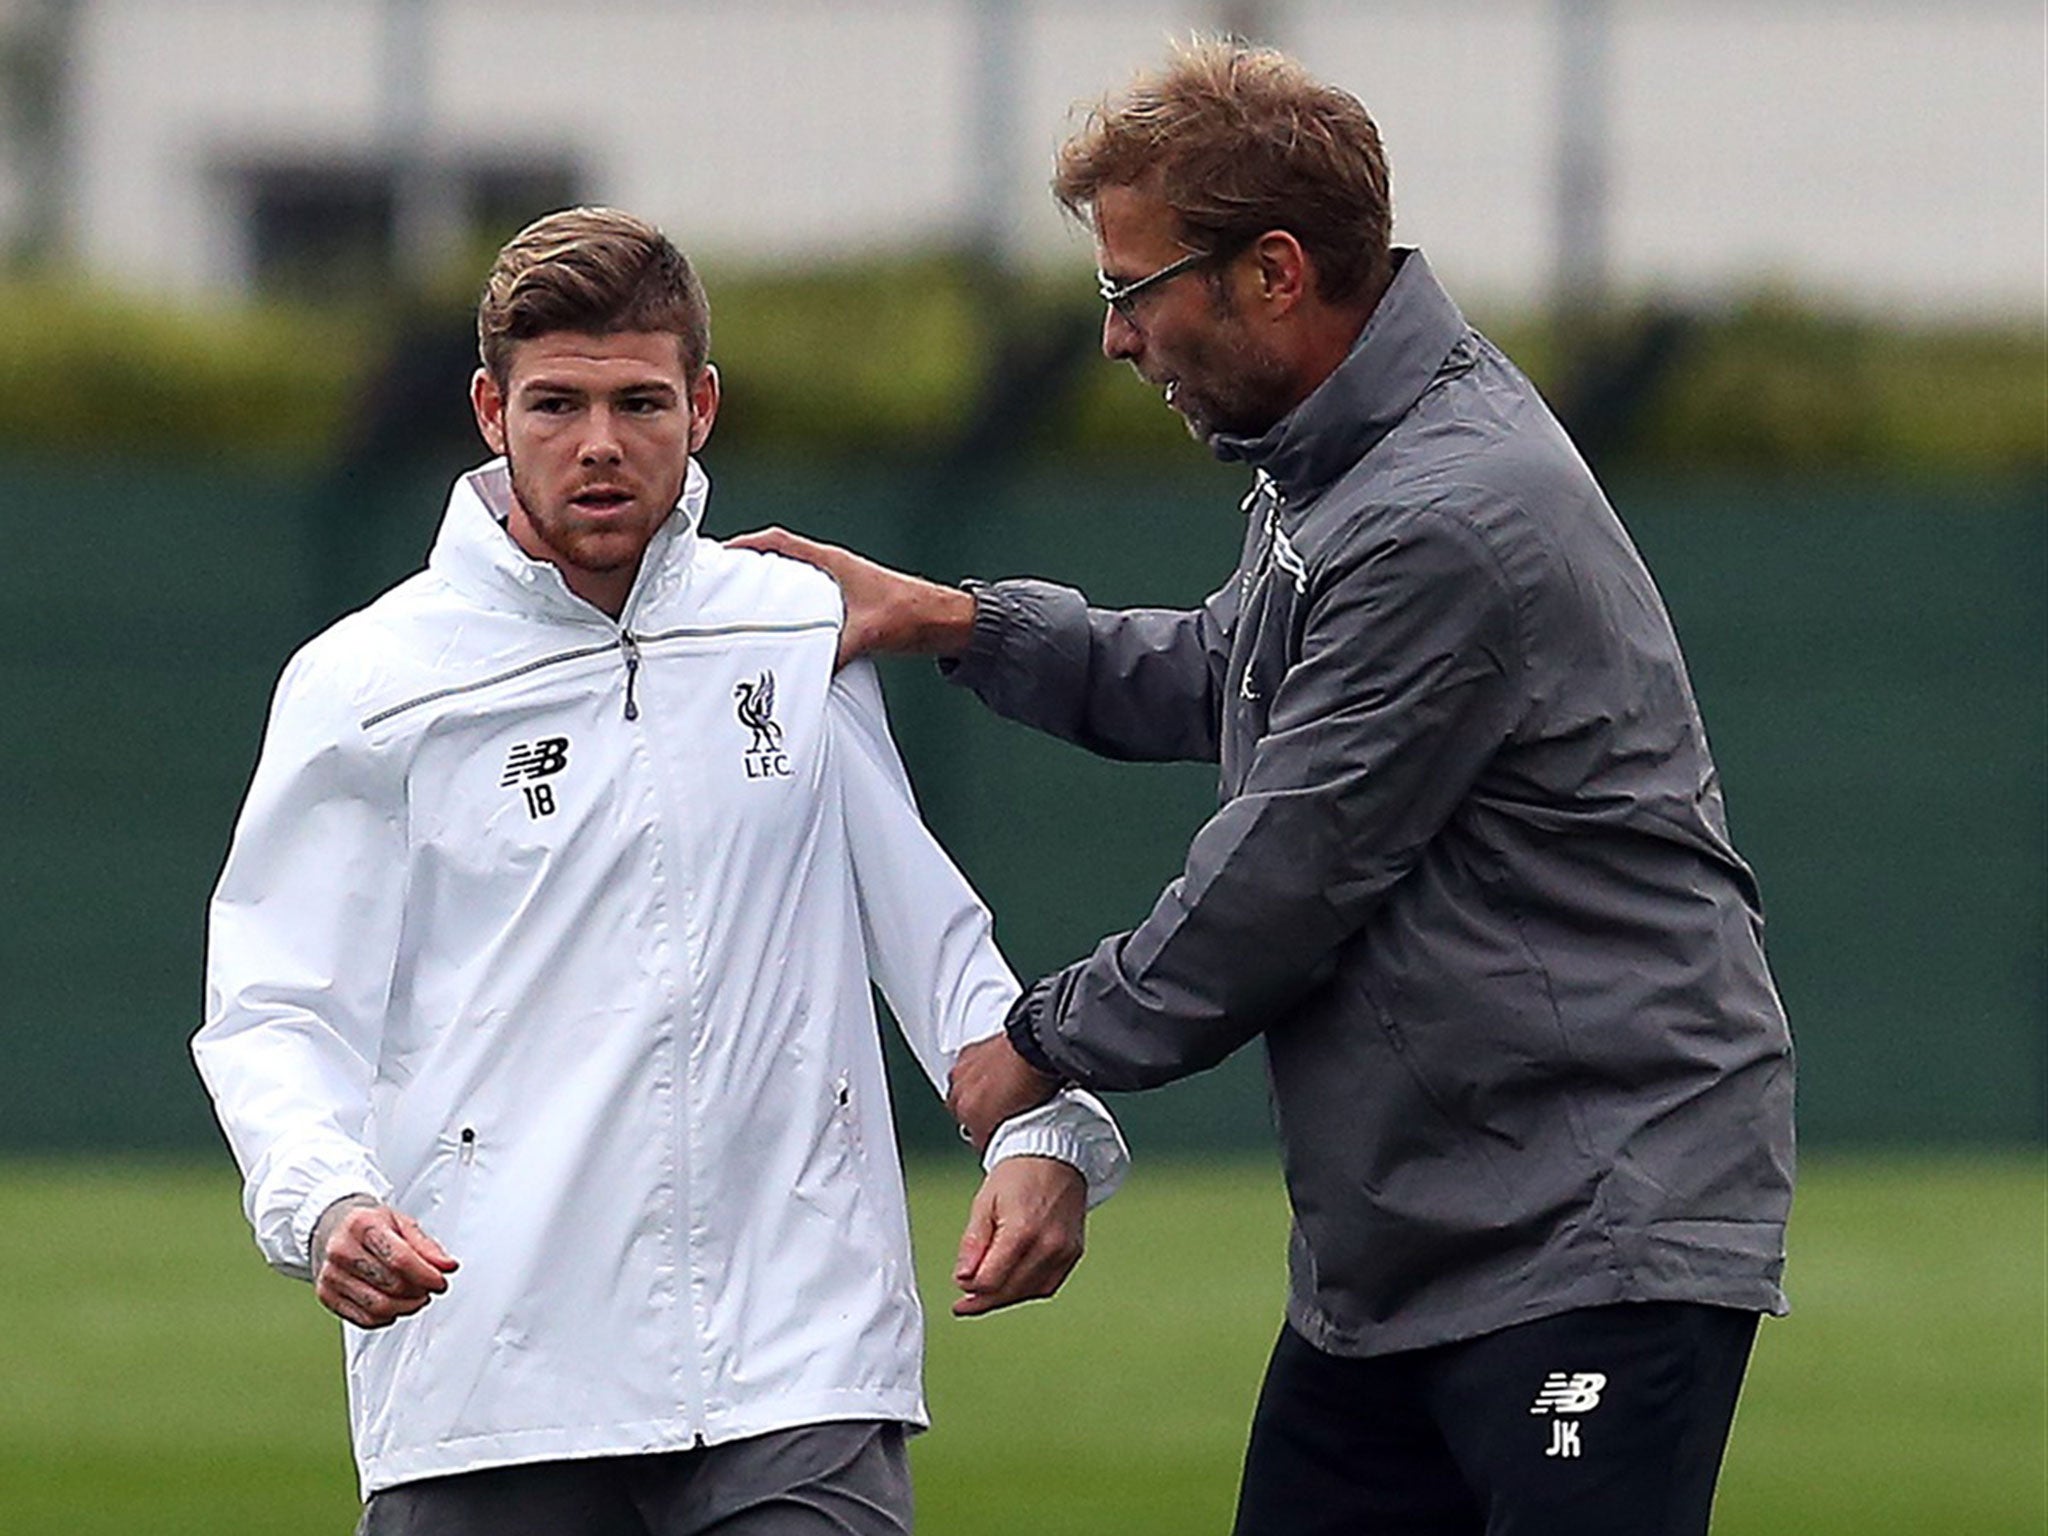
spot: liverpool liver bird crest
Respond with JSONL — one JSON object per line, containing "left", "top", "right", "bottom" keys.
{"left": 734, "top": 672, "right": 783, "bottom": 754}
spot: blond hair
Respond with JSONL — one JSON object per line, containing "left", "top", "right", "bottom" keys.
{"left": 1054, "top": 39, "right": 1393, "bottom": 305}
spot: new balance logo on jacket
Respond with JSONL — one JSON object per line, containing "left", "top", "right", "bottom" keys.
{"left": 503, "top": 737, "right": 571, "bottom": 819}
{"left": 502, "top": 738, "right": 570, "bottom": 786}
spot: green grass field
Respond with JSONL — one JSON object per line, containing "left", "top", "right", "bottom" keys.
{"left": 1, "top": 1152, "right": 2040, "bottom": 1534}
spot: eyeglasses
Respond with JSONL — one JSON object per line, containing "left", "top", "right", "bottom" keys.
{"left": 1096, "top": 248, "right": 1217, "bottom": 323}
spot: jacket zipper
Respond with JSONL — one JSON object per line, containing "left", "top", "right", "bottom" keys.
{"left": 620, "top": 632, "right": 643, "bottom": 720}
{"left": 440, "top": 1126, "right": 478, "bottom": 1244}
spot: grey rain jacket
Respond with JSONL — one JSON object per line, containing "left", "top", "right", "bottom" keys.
{"left": 946, "top": 249, "right": 1794, "bottom": 1357}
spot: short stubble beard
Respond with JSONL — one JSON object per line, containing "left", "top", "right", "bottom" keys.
{"left": 503, "top": 447, "right": 672, "bottom": 575}
{"left": 1180, "top": 283, "right": 1299, "bottom": 444}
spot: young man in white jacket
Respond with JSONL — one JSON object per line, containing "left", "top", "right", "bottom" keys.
{"left": 193, "top": 207, "right": 1127, "bottom": 1536}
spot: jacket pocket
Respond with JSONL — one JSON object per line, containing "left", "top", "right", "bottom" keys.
{"left": 817, "top": 1074, "right": 905, "bottom": 1290}
{"left": 1349, "top": 973, "right": 1461, "bottom": 1125}
{"left": 444, "top": 1125, "right": 478, "bottom": 1244}
{"left": 400, "top": 1124, "right": 479, "bottom": 1253}
{"left": 1331, "top": 969, "right": 1519, "bottom": 1209}
{"left": 829, "top": 1075, "right": 864, "bottom": 1163}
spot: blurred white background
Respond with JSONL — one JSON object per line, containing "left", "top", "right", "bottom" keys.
{"left": 0, "top": 0, "right": 2040, "bottom": 315}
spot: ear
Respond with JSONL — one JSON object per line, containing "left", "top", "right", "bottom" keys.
{"left": 687, "top": 363, "right": 721, "bottom": 454}
{"left": 1250, "top": 231, "right": 1312, "bottom": 316}
{"left": 471, "top": 367, "right": 508, "bottom": 455}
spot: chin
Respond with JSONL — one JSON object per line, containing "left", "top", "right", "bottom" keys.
{"left": 1163, "top": 398, "right": 1206, "bottom": 438}
{"left": 555, "top": 531, "right": 645, "bottom": 570}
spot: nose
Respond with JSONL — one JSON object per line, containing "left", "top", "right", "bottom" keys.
{"left": 1102, "top": 305, "right": 1142, "bottom": 361}
{"left": 579, "top": 406, "right": 624, "bottom": 465}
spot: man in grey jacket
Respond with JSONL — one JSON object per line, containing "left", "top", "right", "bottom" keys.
{"left": 737, "top": 40, "right": 1793, "bottom": 1536}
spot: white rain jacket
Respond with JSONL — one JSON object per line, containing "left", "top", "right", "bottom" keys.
{"left": 195, "top": 459, "right": 1127, "bottom": 1495}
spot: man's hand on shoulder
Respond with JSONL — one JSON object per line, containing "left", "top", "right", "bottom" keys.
{"left": 311, "top": 1195, "right": 459, "bottom": 1330}
{"left": 952, "top": 1156, "right": 1087, "bottom": 1318}
{"left": 725, "top": 527, "right": 975, "bottom": 668}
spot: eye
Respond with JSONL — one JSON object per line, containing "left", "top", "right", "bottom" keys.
{"left": 527, "top": 396, "right": 576, "bottom": 415}
{"left": 621, "top": 394, "right": 670, "bottom": 415}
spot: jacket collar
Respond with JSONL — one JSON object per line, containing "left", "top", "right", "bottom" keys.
{"left": 428, "top": 457, "right": 709, "bottom": 626}
{"left": 1211, "top": 248, "right": 1468, "bottom": 506}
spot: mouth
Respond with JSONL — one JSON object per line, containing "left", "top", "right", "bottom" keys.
{"left": 570, "top": 486, "right": 635, "bottom": 513}
{"left": 1134, "top": 363, "right": 1190, "bottom": 419}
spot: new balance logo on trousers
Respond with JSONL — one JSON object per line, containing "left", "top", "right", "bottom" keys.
{"left": 1230, "top": 1304, "right": 1759, "bottom": 1534}
{"left": 1530, "top": 1371, "right": 1608, "bottom": 1459}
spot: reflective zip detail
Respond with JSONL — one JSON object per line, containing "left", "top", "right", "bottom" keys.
{"left": 1239, "top": 468, "right": 1278, "bottom": 514}
{"left": 356, "top": 622, "right": 838, "bottom": 731}
{"left": 620, "top": 632, "right": 643, "bottom": 721}
{"left": 1226, "top": 474, "right": 1290, "bottom": 769}
{"left": 628, "top": 619, "right": 840, "bottom": 645}
{"left": 1238, "top": 474, "right": 1284, "bottom": 601}
{"left": 359, "top": 641, "right": 618, "bottom": 730}
{"left": 1270, "top": 526, "right": 1310, "bottom": 594}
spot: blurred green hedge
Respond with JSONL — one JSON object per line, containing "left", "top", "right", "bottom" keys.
{"left": 0, "top": 282, "right": 366, "bottom": 464}
{"left": 1627, "top": 298, "right": 2048, "bottom": 477}
{"left": 3, "top": 260, "right": 2040, "bottom": 475}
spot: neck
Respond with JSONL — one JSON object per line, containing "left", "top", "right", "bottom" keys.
{"left": 562, "top": 568, "right": 634, "bottom": 620}
{"left": 1277, "top": 295, "right": 1380, "bottom": 419}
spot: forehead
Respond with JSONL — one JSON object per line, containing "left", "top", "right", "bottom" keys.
{"left": 503, "top": 329, "right": 689, "bottom": 389}
{"left": 1090, "top": 183, "right": 1185, "bottom": 269}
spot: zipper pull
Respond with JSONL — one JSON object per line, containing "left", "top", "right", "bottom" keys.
{"left": 620, "top": 632, "right": 642, "bottom": 720}
{"left": 459, "top": 1127, "right": 477, "bottom": 1165}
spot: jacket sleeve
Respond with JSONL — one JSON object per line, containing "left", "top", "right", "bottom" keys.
{"left": 940, "top": 577, "right": 1234, "bottom": 764}
{"left": 828, "top": 660, "right": 1128, "bottom": 1206}
{"left": 192, "top": 644, "right": 404, "bottom": 1279}
{"left": 1009, "top": 507, "right": 1523, "bottom": 1090}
